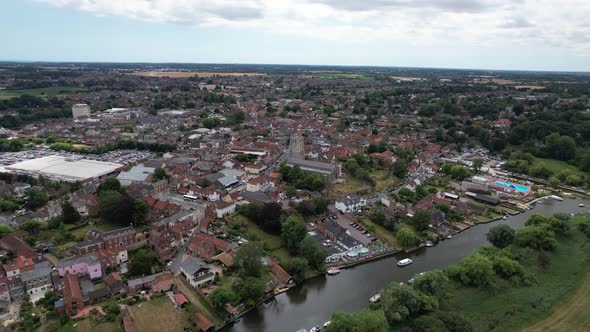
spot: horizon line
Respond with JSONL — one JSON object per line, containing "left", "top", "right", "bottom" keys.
{"left": 1, "top": 59, "right": 589, "bottom": 75}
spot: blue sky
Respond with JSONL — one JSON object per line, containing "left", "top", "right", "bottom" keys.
{"left": 1, "top": 0, "right": 589, "bottom": 71}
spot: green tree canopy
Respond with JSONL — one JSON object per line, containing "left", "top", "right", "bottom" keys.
{"left": 234, "top": 242, "right": 265, "bottom": 277}
{"left": 486, "top": 224, "right": 515, "bottom": 249}
{"left": 281, "top": 215, "right": 307, "bottom": 255}
{"left": 327, "top": 309, "right": 389, "bottom": 332}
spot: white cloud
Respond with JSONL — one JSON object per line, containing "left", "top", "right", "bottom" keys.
{"left": 38, "top": 0, "right": 590, "bottom": 52}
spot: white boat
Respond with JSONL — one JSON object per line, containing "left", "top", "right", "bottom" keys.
{"left": 296, "top": 330, "right": 307, "bottom": 332}
{"left": 446, "top": 235, "right": 453, "bottom": 239}
{"left": 580, "top": 204, "right": 585, "bottom": 207}
{"left": 397, "top": 258, "right": 413, "bottom": 267}
{"left": 549, "top": 195, "right": 564, "bottom": 201}
{"left": 503, "top": 216, "right": 507, "bottom": 220}
{"left": 323, "top": 321, "right": 331, "bottom": 328}
{"left": 369, "top": 293, "right": 381, "bottom": 303}
{"left": 425, "top": 241, "right": 434, "bottom": 247}
{"left": 310, "top": 325, "right": 322, "bottom": 332}
{"left": 327, "top": 268, "right": 341, "bottom": 275}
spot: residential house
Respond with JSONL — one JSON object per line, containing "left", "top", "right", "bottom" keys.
{"left": 57, "top": 253, "right": 102, "bottom": 280}
{"left": 20, "top": 262, "right": 53, "bottom": 303}
{"left": 178, "top": 255, "right": 216, "bottom": 289}
{"left": 335, "top": 196, "right": 367, "bottom": 213}
{"left": 62, "top": 273, "right": 83, "bottom": 316}
{"left": 187, "top": 233, "right": 236, "bottom": 260}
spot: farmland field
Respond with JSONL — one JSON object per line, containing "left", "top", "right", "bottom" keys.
{"left": 0, "top": 86, "right": 86, "bottom": 99}
{"left": 129, "top": 71, "right": 265, "bottom": 78}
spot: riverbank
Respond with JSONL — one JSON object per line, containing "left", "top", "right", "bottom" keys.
{"left": 441, "top": 214, "right": 590, "bottom": 331}
{"left": 522, "top": 267, "right": 590, "bottom": 332}
{"left": 226, "top": 197, "right": 590, "bottom": 332}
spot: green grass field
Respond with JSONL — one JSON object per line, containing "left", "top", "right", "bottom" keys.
{"left": 533, "top": 157, "right": 587, "bottom": 177}
{"left": 442, "top": 215, "right": 590, "bottom": 331}
{"left": 0, "top": 86, "right": 86, "bottom": 99}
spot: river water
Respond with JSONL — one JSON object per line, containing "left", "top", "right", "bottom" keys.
{"left": 227, "top": 197, "right": 590, "bottom": 332}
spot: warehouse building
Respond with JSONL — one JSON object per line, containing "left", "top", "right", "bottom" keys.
{"left": 4, "top": 156, "right": 123, "bottom": 183}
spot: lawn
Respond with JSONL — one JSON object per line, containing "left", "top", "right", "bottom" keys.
{"left": 523, "top": 267, "right": 590, "bottom": 332}
{"left": 533, "top": 157, "right": 587, "bottom": 177}
{"left": 42, "top": 318, "right": 119, "bottom": 332}
{"left": 332, "top": 177, "right": 368, "bottom": 196}
{"left": 128, "top": 296, "right": 191, "bottom": 332}
{"left": 442, "top": 215, "right": 590, "bottom": 331}
{"left": 357, "top": 216, "right": 399, "bottom": 247}
{"left": 370, "top": 170, "right": 399, "bottom": 192}
{"left": 67, "top": 222, "right": 123, "bottom": 238}
{"left": 0, "top": 86, "right": 86, "bottom": 99}
{"left": 234, "top": 215, "right": 283, "bottom": 250}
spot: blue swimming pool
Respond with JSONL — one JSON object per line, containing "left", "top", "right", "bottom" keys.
{"left": 493, "top": 181, "right": 529, "bottom": 192}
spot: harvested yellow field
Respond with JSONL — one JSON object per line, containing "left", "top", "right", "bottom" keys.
{"left": 514, "top": 85, "right": 545, "bottom": 90}
{"left": 129, "top": 71, "right": 265, "bottom": 78}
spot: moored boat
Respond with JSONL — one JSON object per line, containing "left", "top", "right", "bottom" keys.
{"left": 425, "top": 241, "right": 434, "bottom": 247}
{"left": 369, "top": 293, "right": 381, "bottom": 303}
{"left": 397, "top": 258, "right": 413, "bottom": 267}
{"left": 274, "top": 287, "right": 289, "bottom": 295}
{"left": 310, "top": 325, "right": 322, "bottom": 332}
{"left": 327, "top": 268, "right": 341, "bottom": 275}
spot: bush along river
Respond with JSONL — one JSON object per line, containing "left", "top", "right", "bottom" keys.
{"left": 225, "top": 197, "right": 590, "bottom": 332}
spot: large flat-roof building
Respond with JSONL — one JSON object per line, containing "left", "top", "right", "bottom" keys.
{"left": 4, "top": 156, "right": 123, "bottom": 183}
{"left": 72, "top": 104, "right": 91, "bottom": 119}
{"left": 286, "top": 157, "right": 340, "bottom": 183}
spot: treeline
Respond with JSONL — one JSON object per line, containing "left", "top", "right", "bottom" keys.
{"left": 0, "top": 94, "right": 65, "bottom": 110}
{"left": 326, "top": 213, "right": 582, "bottom": 332}
{"left": 49, "top": 140, "right": 175, "bottom": 154}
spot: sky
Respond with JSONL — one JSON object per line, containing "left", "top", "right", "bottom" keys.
{"left": 1, "top": 0, "right": 589, "bottom": 71}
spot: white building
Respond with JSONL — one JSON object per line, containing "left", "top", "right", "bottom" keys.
{"left": 335, "top": 196, "right": 367, "bottom": 213}
{"left": 72, "top": 104, "right": 91, "bottom": 119}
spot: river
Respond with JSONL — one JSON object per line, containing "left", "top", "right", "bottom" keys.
{"left": 226, "top": 197, "right": 590, "bottom": 332}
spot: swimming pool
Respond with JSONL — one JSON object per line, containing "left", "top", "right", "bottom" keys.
{"left": 493, "top": 181, "right": 530, "bottom": 192}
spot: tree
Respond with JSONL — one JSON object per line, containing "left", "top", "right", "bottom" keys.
{"left": 234, "top": 242, "right": 264, "bottom": 277}
{"left": 396, "top": 227, "right": 420, "bottom": 248}
{"left": 472, "top": 158, "right": 483, "bottom": 173}
{"left": 232, "top": 276, "right": 265, "bottom": 306}
{"left": 299, "top": 236, "right": 327, "bottom": 271}
{"left": 257, "top": 203, "right": 283, "bottom": 234}
{"left": 327, "top": 309, "right": 389, "bottom": 332}
{"left": 98, "top": 190, "right": 132, "bottom": 225}
{"left": 283, "top": 257, "right": 308, "bottom": 283}
{"left": 369, "top": 211, "right": 386, "bottom": 226}
{"left": 515, "top": 225, "right": 557, "bottom": 250}
{"left": 382, "top": 283, "right": 436, "bottom": 326}
{"left": 449, "top": 165, "right": 471, "bottom": 180}
{"left": 238, "top": 203, "right": 261, "bottom": 221}
{"left": 281, "top": 215, "right": 307, "bottom": 255}
{"left": 153, "top": 168, "right": 169, "bottom": 182}
{"left": 132, "top": 198, "right": 149, "bottom": 225}
{"left": 18, "top": 220, "right": 46, "bottom": 234}
{"left": 97, "top": 177, "right": 121, "bottom": 196}
{"left": 547, "top": 177, "right": 561, "bottom": 189}
{"left": 411, "top": 270, "right": 449, "bottom": 300}
{"left": 25, "top": 188, "right": 48, "bottom": 210}
{"left": 486, "top": 224, "right": 515, "bottom": 249}
{"left": 392, "top": 159, "right": 408, "bottom": 179}
{"left": 209, "top": 287, "right": 235, "bottom": 310}
{"left": 61, "top": 201, "right": 81, "bottom": 224}
{"left": 448, "top": 253, "right": 495, "bottom": 287}
{"left": 285, "top": 186, "right": 296, "bottom": 198}
{"left": 0, "top": 224, "right": 13, "bottom": 237}
{"left": 411, "top": 210, "right": 431, "bottom": 232}
{"left": 0, "top": 200, "right": 18, "bottom": 212}
{"left": 128, "top": 249, "right": 161, "bottom": 277}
